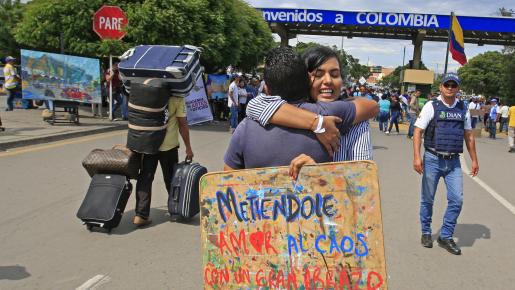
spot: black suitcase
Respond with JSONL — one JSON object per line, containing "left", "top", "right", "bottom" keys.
{"left": 128, "top": 79, "right": 169, "bottom": 110}
{"left": 126, "top": 79, "right": 169, "bottom": 155}
{"left": 119, "top": 45, "right": 202, "bottom": 97}
{"left": 76, "top": 174, "right": 132, "bottom": 232}
{"left": 168, "top": 160, "right": 207, "bottom": 218}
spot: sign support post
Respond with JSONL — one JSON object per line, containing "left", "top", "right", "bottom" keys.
{"left": 109, "top": 55, "right": 113, "bottom": 121}
{"left": 92, "top": 5, "right": 128, "bottom": 121}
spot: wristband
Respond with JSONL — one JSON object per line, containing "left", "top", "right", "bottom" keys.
{"left": 313, "top": 115, "right": 326, "bottom": 134}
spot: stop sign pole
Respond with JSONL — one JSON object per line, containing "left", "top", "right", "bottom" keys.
{"left": 93, "top": 5, "right": 128, "bottom": 120}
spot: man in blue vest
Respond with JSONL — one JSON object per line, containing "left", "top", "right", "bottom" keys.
{"left": 412, "top": 73, "right": 479, "bottom": 255}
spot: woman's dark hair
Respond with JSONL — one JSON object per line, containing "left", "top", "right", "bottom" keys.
{"left": 302, "top": 46, "right": 341, "bottom": 73}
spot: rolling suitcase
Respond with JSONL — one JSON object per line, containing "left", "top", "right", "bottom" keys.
{"left": 76, "top": 174, "right": 132, "bottom": 232}
{"left": 168, "top": 160, "right": 208, "bottom": 218}
{"left": 119, "top": 45, "right": 203, "bottom": 97}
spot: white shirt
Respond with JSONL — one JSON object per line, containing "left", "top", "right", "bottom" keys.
{"left": 500, "top": 105, "right": 509, "bottom": 118}
{"left": 415, "top": 96, "right": 472, "bottom": 131}
{"left": 257, "top": 80, "right": 265, "bottom": 95}
{"left": 468, "top": 102, "right": 480, "bottom": 110}
{"left": 227, "top": 81, "right": 239, "bottom": 107}
{"left": 238, "top": 87, "right": 247, "bottom": 104}
{"left": 400, "top": 95, "right": 409, "bottom": 106}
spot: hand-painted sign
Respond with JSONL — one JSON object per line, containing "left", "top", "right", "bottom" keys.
{"left": 200, "top": 161, "right": 387, "bottom": 289}
{"left": 259, "top": 8, "right": 515, "bottom": 33}
{"left": 20, "top": 49, "right": 101, "bottom": 104}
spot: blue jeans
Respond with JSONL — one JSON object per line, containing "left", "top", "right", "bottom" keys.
{"left": 408, "top": 113, "right": 417, "bottom": 137}
{"left": 420, "top": 151, "right": 463, "bottom": 239}
{"left": 378, "top": 111, "right": 389, "bottom": 131}
{"left": 471, "top": 117, "right": 478, "bottom": 129}
{"left": 388, "top": 111, "right": 400, "bottom": 132}
{"left": 229, "top": 106, "right": 238, "bottom": 129}
{"left": 489, "top": 119, "right": 496, "bottom": 138}
{"left": 121, "top": 94, "right": 128, "bottom": 119}
{"left": 6, "top": 88, "right": 16, "bottom": 110}
{"left": 500, "top": 117, "right": 508, "bottom": 132}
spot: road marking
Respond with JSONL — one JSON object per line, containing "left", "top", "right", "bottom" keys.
{"left": 76, "top": 274, "right": 111, "bottom": 290}
{"left": 0, "top": 131, "right": 125, "bottom": 158}
{"left": 460, "top": 156, "right": 515, "bottom": 215}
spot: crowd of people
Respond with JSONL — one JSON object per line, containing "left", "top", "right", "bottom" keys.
{"left": 219, "top": 46, "right": 514, "bottom": 256}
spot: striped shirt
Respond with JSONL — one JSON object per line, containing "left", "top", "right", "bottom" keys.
{"left": 246, "top": 94, "right": 373, "bottom": 161}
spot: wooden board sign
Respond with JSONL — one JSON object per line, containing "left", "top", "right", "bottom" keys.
{"left": 200, "top": 161, "right": 387, "bottom": 289}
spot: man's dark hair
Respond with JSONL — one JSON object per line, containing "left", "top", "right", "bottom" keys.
{"left": 264, "top": 47, "right": 309, "bottom": 103}
{"left": 302, "top": 46, "right": 340, "bottom": 73}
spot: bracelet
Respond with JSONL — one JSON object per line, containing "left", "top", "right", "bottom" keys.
{"left": 313, "top": 115, "right": 326, "bottom": 134}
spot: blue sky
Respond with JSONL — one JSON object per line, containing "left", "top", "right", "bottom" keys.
{"left": 247, "top": 0, "right": 513, "bottom": 72}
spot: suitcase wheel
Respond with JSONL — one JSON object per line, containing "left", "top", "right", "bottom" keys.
{"left": 86, "top": 224, "right": 94, "bottom": 231}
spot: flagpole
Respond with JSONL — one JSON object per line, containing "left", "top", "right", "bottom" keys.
{"left": 444, "top": 12, "right": 454, "bottom": 74}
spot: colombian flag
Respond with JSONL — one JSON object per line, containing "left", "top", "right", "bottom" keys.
{"left": 449, "top": 15, "right": 467, "bottom": 65}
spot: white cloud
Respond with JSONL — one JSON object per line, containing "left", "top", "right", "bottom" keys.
{"left": 248, "top": 0, "right": 510, "bottom": 70}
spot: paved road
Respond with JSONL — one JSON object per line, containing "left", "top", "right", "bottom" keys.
{"left": 0, "top": 122, "right": 514, "bottom": 289}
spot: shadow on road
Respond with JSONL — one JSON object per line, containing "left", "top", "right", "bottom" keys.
{"left": 373, "top": 146, "right": 388, "bottom": 150}
{"left": 189, "top": 122, "right": 230, "bottom": 133}
{"left": 434, "top": 223, "right": 491, "bottom": 247}
{"left": 454, "top": 224, "right": 491, "bottom": 247}
{"left": 99, "top": 207, "right": 200, "bottom": 235}
{"left": 0, "top": 265, "right": 30, "bottom": 280}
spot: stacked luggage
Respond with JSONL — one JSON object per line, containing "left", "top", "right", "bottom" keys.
{"left": 77, "top": 146, "right": 140, "bottom": 232}
{"left": 126, "top": 79, "right": 170, "bottom": 154}
{"left": 77, "top": 44, "right": 208, "bottom": 232}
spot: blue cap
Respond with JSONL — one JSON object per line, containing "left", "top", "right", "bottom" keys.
{"left": 441, "top": 73, "right": 460, "bottom": 86}
{"left": 5, "top": 56, "right": 16, "bottom": 62}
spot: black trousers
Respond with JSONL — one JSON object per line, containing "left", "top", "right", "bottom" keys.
{"left": 135, "top": 147, "right": 178, "bottom": 218}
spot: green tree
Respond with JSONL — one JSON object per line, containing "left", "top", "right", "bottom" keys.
{"left": 458, "top": 51, "right": 506, "bottom": 97}
{"left": 0, "top": 0, "right": 25, "bottom": 57}
{"left": 14, "top": 0, "right": 273, "bottom": 72}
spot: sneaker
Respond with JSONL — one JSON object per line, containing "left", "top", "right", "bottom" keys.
{"left": 133, "top": 216, "right": 152, "bottom": 227}
{"left": 421, "top": 234, "right": 433, "bottom": 248}
{"left": 509, "top": 148, "right": 515, "bottom": 153}
{"left": 437, "top": 237, "right": 461, "bottom": 255}
{"left": 396, "top": 131, "right": 400, "bottom": 135}
{"left": 385, "top": 131, "right": 390, "bottom": 135}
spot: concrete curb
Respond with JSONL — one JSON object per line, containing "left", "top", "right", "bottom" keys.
{"left": 0, "top": 124, "right": 127, "bottom": 151}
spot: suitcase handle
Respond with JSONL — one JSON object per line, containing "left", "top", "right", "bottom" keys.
{"left": 119, "top": 48, "right": 135, "bottom": 60}
{"left": 177, "top": 52, "right": 194, "bottom": 64}
{"left": 165, "top": 66, "right": 186, "bottom": 78}
{"left": 185, "top": 157, "right": 193, "bottom": 164}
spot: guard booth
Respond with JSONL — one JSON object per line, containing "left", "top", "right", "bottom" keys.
{"left": 400, "top": 68, "right": 434, "bottom": 98}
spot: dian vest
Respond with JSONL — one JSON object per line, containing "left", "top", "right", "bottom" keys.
{"left": 424, "top": 100, "right": 466, "bottom": 153}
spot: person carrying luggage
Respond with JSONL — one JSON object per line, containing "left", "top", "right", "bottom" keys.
{"left": 133, "top": 95, "right": 194, "bottom": 227}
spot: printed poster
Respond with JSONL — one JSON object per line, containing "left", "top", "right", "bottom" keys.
{"left": 185, "top": 76, "right": 213, "bottom": 125}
